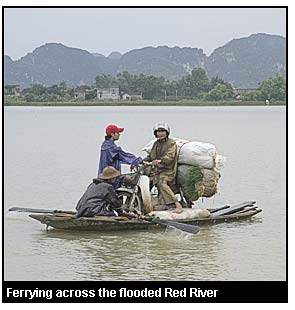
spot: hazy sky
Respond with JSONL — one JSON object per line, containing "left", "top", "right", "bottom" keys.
{"left": 4, "top": 7, "right": 286, "bottom": 60}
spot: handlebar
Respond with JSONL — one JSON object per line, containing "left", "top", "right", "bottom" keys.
{"left": 130, "top": 162, "right": 151, "bottom": 172}
{"left": 129, "top": 161, "right": 162, "bottom": 173}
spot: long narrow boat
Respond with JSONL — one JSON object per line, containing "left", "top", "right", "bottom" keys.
{"left": 28, "top": 205, "right": 262, "bottom": 231}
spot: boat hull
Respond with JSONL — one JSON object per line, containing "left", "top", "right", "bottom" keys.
{"left": 29, "top": 209, "right": 262, "bottom": 231}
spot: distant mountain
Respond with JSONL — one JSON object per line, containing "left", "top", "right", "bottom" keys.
{"left": 92, "top": 52, "right": 105, "bottom": 58}
{"left": 4, "top": 34, "right": 286, "bottom": 88}
{"left": 108, "top": 51, "right": 122, "bottom": 60}
{"left": 4, "top": 43, "right": 103, "bottom": 87}
{"left": 4, "top": 55, "right": 16, "bottom": 82}
{"left": 116, "top": 46, "right": 206, "bottom": 80}
{"left": 205, "top": 33, "right": 286, "bottom": 88}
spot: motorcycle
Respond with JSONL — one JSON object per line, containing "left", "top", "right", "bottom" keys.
{"left": 116, "top": 165, "right": 192, "bottom": 215}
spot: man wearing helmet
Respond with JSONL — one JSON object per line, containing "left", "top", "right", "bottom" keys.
{"left": 98, "top": 124, "right": 143, "bottom": 188}
{"left": 143, "top": 122, "right": 183, "bottom": 213}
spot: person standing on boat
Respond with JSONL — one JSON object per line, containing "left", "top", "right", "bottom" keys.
{"left": 76, "top": 166, "right": 123, "bottom": 218}
{"left": 142, "top": 122, "right": 183, "bottom": 214}
{"left": 98, "top": 124, "right": 143, "bottom": 189}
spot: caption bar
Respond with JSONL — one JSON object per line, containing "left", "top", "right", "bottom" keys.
{"left": 3, "top": 281, "right": 288, "bottom": 303}
{"left": 6, "top": 287, "right": 218, "bottom": 300}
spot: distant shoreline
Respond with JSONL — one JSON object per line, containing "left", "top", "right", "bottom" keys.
{"left": 3, "top": 100, "right": 286, "bottom": 107}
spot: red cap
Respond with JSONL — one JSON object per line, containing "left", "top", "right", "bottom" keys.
{"left": 106, "top": 124, "right": 124, "bottom": 135}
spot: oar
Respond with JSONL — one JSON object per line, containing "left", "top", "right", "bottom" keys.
{"left": 8, "top": 206, "right": 76, "bottom": 214}
{"left": 209, "top": 205, "right": 230, "bottom": 214}
{"left": 145, "top": 217, "right": 200, "bottom": 234}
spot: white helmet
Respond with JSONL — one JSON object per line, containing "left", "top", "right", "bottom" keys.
{"left": 153, "top": 122, "right": 170, "bottom": 136}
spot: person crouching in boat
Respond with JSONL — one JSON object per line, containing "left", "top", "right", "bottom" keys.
{"left": 75, "top": 166, "right": 123, "bottom": 218}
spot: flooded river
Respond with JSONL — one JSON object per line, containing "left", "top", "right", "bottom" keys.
{"left": 4, "top": 106, "right": 286, "bottom": 281}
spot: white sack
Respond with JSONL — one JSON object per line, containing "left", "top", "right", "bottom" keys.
{"left": 215, "top": 154, "right": 227, "bottom": 170}
{"left": 141, "top": 138, "right": 157, "bottom": 154}
{"left": 142, "top": 137, "right": 218, "bottom": 169}
{"left": 178, "top": 141, "right": 216, "bottom": 168}
{"left": 148, "top": 208, "right": 211, "bottom": 220}
{"left": 142, "top": 137, "right": 190, "bottom": 154}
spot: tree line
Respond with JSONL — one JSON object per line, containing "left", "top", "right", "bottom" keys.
{"left": 17, "top": 68, "right": 286, "bottom": 102}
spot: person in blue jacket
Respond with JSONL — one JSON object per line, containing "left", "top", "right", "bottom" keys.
{"left": 98, "top": 124, "right": 143, "bottom": 188}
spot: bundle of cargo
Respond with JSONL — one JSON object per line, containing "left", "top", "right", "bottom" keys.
{"left": 176, "top": 164, "right": 221, "bottom": 201}
{"left": 142, "top": 138, "right": 226, "bottom": 170}
{"left": 142, "top": 137, "right": 225, "bottom": 202}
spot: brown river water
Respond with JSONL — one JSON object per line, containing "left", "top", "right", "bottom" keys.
{"left": 4, "top": 106, "right": 286, "bottom": 281}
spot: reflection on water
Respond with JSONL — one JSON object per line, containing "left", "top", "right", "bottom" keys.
{"left": 40, "top": 225, "right": 224, "bottom": 281}
{"left": 4, "top": 106, "right": 286, "bottom": 281}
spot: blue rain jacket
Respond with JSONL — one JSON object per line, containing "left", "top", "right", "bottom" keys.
{"left": 98, "top": 140, "right": 142, "bottom": 188}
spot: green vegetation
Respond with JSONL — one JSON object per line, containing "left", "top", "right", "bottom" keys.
{"left": 94, "top": 68, "right": 234, "bottom": 101}
{"left": 182, "top": 166, "right": 204, "bottom": 201}
{"left": 240, "top": 76, "right": 286, "bottom": 102}
{"left": 4, "top": 69, "right": 286, "bottom": 106}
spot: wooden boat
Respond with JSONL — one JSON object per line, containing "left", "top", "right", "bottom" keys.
{"left": 28, "top": 206, "right": 262, "bottom": 232}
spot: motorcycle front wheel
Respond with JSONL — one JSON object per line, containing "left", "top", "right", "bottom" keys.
{"left": 116, "top": 189, "right": 143, "bottom": 215}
